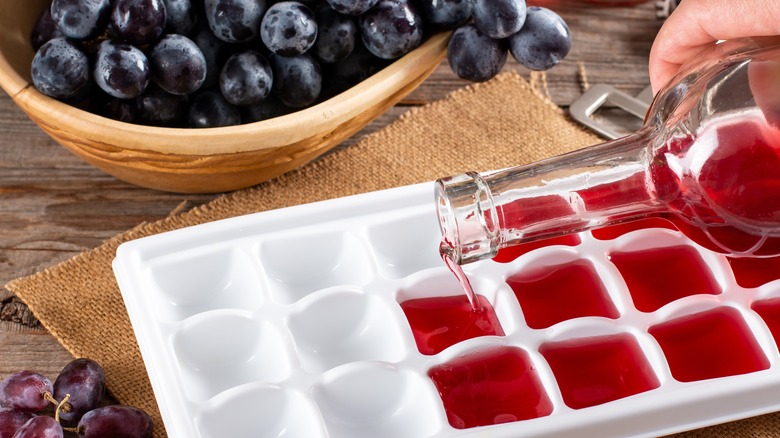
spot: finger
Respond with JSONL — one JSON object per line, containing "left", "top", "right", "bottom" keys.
{"left": 649, "top": 0, "right": 780, "bottom": 92}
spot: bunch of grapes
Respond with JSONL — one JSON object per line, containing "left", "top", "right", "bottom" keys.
{"left": 29, "top": 0, "right": 570, "bottom": 129}
{"left": 447, "top": 0, "right": 571, "bottom": 82}
{"left": 0, "top": 359, "right": 152, "bottom": 438}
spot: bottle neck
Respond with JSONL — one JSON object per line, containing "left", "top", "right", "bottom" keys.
{"left": 436, "top": 131, "right": 665, "bottom": 264}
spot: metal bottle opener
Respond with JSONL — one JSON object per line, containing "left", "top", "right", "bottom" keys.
{"left": 569, "top": 84, "right": 654, "bottom": 140}
{"left": 570, "top": 0, "right": 682, "bottom": 139}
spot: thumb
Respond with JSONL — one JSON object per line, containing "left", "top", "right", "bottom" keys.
{"left": 649, "top": 0, "right": 780, "bottom": 92}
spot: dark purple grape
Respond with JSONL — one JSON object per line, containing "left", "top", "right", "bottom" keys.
{"left": 419, "top": 0, "right": 471, "bottom": 30}
{"left": 193, "top": 26, "right": 226, "bottom": 89}
{"left": 241, "top": 95, "right": 290, "bottom": 122}
{"left": 260, "top": 2, "right": 317, "bottom": 57}
{"left": 11, "top": 417, "right": 62, "bottom": 438}
{"left": 31, "top": 8, "right": 64, "bottom": 51}
{"left": 150, "top": 34, "right": 207, "bottom": 95}
{"left": 204, "top": 0, "right": 266, "bottom": 43}
{"left": 472, "top": 0, "right": 526, "bottom": 39}
{"left": 90, "top": 89, "right": 139, "bottom": 122}
{"left": 219, "top": 51, "right": 273, "bottom": 106}
{"left": 509, "top": 6, "right": 571, "bottom": 71}
{"left": 110, "top": 0, "right": 167, "bottom": 46}
{"left": 322, "top": 41, "right": 388, "bottom": 91}
{"left": 136, "top": 84, "right": 188, "bottom": 126}
{"left": 447, "top": 24, "right": 507, "bottom": 82}
{"left": 325, "top": 0, "right": 378, "bottom": 16}
{"left": 76, "top": 405, "right": 152, "bottom": 438}
{"left": 359, "top": 0, "right": 424, "bottom": 60}
{"left": 0, "top": 409, "right": 35, "bottom": 438}
{"left": 52, "top": 359, "right": 107, "bottom": 425}
{"left": 163, "top": 0, "right": 197, "bottom": 35}
{"left": 31, "top": 38, "right": 91, "bottom": 100}
{"left": 271, "top": 53, "right": 322, "bottom": 108}
{"left": 187, "top": 90, "right": 242, "bottom": 127}
{"left": 94, "top": 40, "right": 151, "bottom": 99}
{"left": 0, "top": 371, "right": 53, "bottom": 413}
{"left": 313, "top": 5, "right": 357, "bottom": 64}
{"left": 50, "top": 0, "right": 111, "bottom": 40}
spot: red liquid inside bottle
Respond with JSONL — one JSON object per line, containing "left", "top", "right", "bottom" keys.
{"left": 590, "top": 216, "right": 677, "bottom": 240}
{"left": 436, "top": 40, "right": 780, "bottom": 266}
{"left": 652, "top": 115, "right": 780, "bottom": 256}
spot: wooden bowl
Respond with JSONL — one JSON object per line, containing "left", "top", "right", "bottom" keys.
{"left": 0, "top": 0, "right": 449, "bottom": 193}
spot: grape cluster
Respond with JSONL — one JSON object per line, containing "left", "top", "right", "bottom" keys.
{"left": 29, "top": 0, "right": 425, "bottom": 128}
{"left": 447, "top": 1, "right": 571, "bottom": 82}
{"left": 0, "top": 359, "right": 152, "bottom": 438}
{"left": 30, "top": 0, "right": 570, "bottom": 128}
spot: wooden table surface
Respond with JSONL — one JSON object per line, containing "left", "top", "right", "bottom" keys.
{"left": 0, "top": 0, "right": 664, "bottom": 415}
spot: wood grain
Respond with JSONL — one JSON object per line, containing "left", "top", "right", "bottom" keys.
{"left": 0, "top": 0, "right": 663, "bottom": 416}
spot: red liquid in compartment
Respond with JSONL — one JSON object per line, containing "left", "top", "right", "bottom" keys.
{"left": 609, "top": 246, "right": 720, "bottom": 313}
{"left": 506, "top": 260, "right": 619, "bottom": 329}
{"left": 727, "top": 256, "right": 780, "bottom": 288}
{"left": 752, "top": 298, "right": 780, "bottom": 352}
{"left": 539, "top": 334, "right": 660, "bottom": 409}
{"left": 428, "top": 346, "right": 553, "bottom": 429}
{"left": 401, "top": 294, "right": 504, "bottom": 355}
{"left": 649, "top": 307, "right": 770, "bottom": 382}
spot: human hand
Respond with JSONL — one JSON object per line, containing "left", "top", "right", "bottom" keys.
{"left": 648, "top": 0, "right": 780, "bottom": 92}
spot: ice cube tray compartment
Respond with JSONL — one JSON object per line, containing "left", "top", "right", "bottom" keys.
{"left": 312, "top": 362, "right": 444, "bottom": 438}
{"left": 196, "top": 383, "right": 326, "bottom": 438}
{"left": 144, "top": 247, "right": 265, "bottom": 322}
{"left": 171, "top": 311, "right": 292, "bottom": 402}
{"left": 259, "top": 231, "right": 376, "bottom": 304}
{"left": 113, "top": 182, "right": 780, "bottom": 438}
{"left": 287, "top": 290, "right": 407, "bottom": 373}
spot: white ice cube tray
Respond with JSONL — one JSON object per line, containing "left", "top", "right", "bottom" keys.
{"left": 113, "top": 182, "right": 780, "bottom": 438}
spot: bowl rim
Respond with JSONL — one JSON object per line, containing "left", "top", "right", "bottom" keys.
{"left": 0, "top": 31, "right": 450, "bottom": 157}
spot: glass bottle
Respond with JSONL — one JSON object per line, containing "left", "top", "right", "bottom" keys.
{"left": 436, "top": 37, "right": 780, "bottom": 265}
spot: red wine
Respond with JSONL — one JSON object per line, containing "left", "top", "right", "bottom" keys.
{"left": 506, "top": 259, "right": 619, "bottom": 329}
{"left": 648, "top": 307, "right": 769, "bottom": 382}
{"left": 752, "top": 298, "right": 780, "bottom": 351}
{"left": 428, "top": 346, "right": 553, "bottom": 429}
{"left": 401, "top": 294, "right": 504, "bottom": 355}
{"left": 540, "top": 333, "right": 660, "bottom": 409}
{"left": 728, "top": 255, "right": 780, "bottom": 288}
{"left": 609, "top": 245, "right": 720, "bottom": 313}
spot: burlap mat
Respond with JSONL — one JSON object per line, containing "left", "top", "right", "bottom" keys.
{"left": 6, "top": 72, "right": 778, "bottom": 437}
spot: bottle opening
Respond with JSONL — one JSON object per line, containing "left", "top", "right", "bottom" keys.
{"left": 434, "top": 172, "right": 500, "bottom": 265}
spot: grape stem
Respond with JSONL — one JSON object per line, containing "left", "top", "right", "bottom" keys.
{"left": 55, "top": 393, "right": 71, "bottom": 424}
{"left": 43, "top": 391, "right": 71, "bottom": 412}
